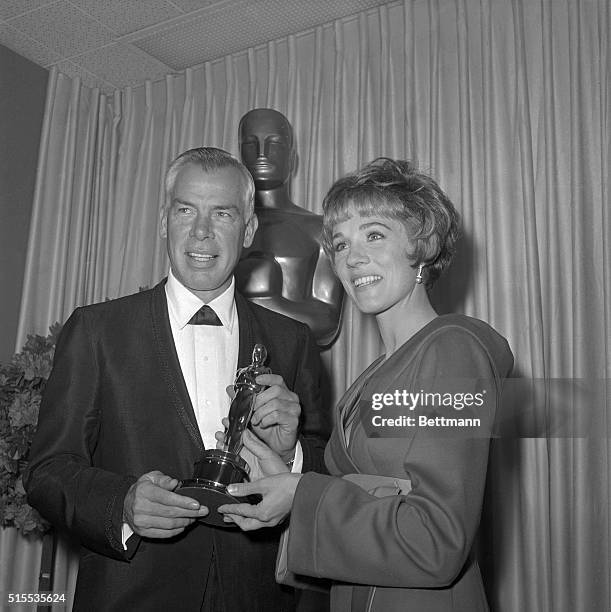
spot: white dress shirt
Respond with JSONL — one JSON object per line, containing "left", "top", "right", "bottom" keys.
{"left": 165, "top": 270, "right": 302, "bottom": 469}
{"left": 165, "top": 269, "right": 238, "bottom": 450}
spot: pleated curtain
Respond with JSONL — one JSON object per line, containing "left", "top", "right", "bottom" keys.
{"left": 2, "top": 0, "right": 609, "bottom": 610}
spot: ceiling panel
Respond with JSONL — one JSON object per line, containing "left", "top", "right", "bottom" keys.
{"left": 0, "top": 22, "right": 60, "bottom": 65}
{"left": 0, "top": 0, "right": 55, "bottom": 21}
{"left": 69, "top": 0, "right": 183, "bottom": 36}
{"left": 7, "top": 0, "right": 113, "bottom": 57}
{"left": 168, "top": 0, "right": 228, "bottom": 13}
{"left": 134, "top": 0, "right": 386, "bottom": 70}
{"left": 73, "top": 42, "right": 172, "bottom": 89}
{"left": 0, "top": 0, "right": 394, "bottom": 93}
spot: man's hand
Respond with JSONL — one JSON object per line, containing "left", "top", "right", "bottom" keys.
{"left": 218, "top": 473, "right": 301, "bottom": 531}
{"left": 250, "top": 374, "right": 300, "bottom": 463}
{"left": 215, "top": 425, "right": 289, "bottom": 481}
{"left": 123, "top": 471, "right": 209, "bottom": 538}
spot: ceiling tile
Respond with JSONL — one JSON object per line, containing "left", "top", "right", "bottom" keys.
{"left": 51, "top": 58, "right": 115, "bottom": 92}
{"left": 69, "top": 0, "right": 183, "bottom": 36}
{"left": 2, "top": 0, "right": 394, "bottom": 92}
{"left": 0, "top": 0, "right": 55, "bottom": 21}
{"left": 73, "top": 42, "right": 172, "bottom": 89}
{"left": 134, "top": 0, "right": 386, "bottom": 69}
{"left": 166, "top": 0, "right": 220, "bottom": 13}
{"left": 7, "top": 0, "right": 113, "bottom": 58}
{"left": 0, "top": 22, "right": 60, "bottom": 65}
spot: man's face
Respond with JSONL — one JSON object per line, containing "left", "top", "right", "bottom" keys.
{"left": 160, "top": 164, "right": 257, "bottom": 301}
{"left": 239, "top": 110, "right": 293, "bottom": 190}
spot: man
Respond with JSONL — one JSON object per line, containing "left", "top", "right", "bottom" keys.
{"left": 25, "top": 148, "right": 326, "bottom": 611}
{"left": 235, "top": 108, "right": 343, "bottom": 348}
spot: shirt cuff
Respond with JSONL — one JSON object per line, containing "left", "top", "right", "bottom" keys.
{"left": 290, "top": 440, "right": 303, "bottom": 474}
{"left": 121, "top": 522, "right": 134, "bottom": 550}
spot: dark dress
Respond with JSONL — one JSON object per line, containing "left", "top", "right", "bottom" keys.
{"left": 287, "top": 314, "right": 514, "bottom": 612}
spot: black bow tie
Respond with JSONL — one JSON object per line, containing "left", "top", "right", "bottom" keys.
{"left": 188, "top": 305, "right": 222, "bottom": 326}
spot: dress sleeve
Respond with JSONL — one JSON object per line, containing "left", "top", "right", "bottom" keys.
{"left": 287, "top": 328, "right": 501, "bottom": 588}
{"left": 24, "top": 309, "right": 136, "bottom": 560}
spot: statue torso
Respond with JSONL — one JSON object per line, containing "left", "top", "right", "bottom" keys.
{"left": 236, "top": 207, "right": 323, "bottom": 301}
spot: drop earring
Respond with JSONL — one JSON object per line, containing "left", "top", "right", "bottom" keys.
{"left": 415, "top": 264, "right": 424, "bottom": 284}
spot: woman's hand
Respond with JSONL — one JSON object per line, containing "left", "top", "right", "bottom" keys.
{"left": 218, "top": 472, "right": 301, "bottom": 531}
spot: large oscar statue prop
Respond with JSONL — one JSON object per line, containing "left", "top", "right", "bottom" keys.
{"left": 236, "top": 108, "right": 344, "bottom": 348}
{"left": 177, "top": 344, "right": 270, "bottom": 526}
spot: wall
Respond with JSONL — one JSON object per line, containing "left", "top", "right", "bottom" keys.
{"left": 0, "top": 44, "right": 47, "bottom": 361}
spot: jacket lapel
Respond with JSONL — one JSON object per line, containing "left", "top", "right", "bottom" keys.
{"left": 149, "top": 280, "right": 204, "bottom": 451}
{"left": 235, "top": 292, "right": 256, "bottom": 369}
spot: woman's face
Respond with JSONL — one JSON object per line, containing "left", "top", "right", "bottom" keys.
{"left": 330, "top": 207, "right": 419, "bottom": 316}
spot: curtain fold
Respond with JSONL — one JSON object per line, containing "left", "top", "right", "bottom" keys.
{"left": 7, "top": 1, "right": 609, "bottom": 610}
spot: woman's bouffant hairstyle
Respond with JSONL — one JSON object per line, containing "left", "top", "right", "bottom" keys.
{"left": 321, "top": 158, "right": 460, "bottom": 286}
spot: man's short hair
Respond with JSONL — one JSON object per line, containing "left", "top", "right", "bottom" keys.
{"left": 165, "top": 147, "right": 255, "bottom": 219}
{"left": 321, "top": 157, "right": 460, "bottom": 286}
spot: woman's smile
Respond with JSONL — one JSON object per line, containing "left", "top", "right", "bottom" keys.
{"left": 352, "top": 274, "right": 383, "bottom": 288}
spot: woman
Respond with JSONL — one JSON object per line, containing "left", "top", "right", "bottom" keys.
{"left": 219, "top": 158, "right": 513, "bottom": 611}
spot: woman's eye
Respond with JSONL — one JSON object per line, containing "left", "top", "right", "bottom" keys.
{"left": 333, "top": 241, "right": 347, "bottom": 253}
{"left": 367, "top": 231, "right": 383, "bottom": 241}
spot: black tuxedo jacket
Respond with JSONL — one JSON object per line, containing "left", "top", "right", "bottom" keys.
{"left": 25, "top": 280, "right": 327, "bottom": 611}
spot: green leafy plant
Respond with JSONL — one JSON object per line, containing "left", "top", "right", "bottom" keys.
{"left": 0, "top": 324, "right": 62, "bottom": 537}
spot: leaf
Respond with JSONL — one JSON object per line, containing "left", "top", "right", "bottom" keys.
{"left": 0, "top": 322, "right": 59, "bottom": 537}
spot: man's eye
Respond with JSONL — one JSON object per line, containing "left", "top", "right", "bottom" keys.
{"left": 177, "top": 206, "right": 192, "bottom": 214}
{"left": 216, "top": 210, "right": 232, "bottom": 218}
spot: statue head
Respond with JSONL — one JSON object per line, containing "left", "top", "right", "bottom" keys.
{"left": 238, "top": 108, "right": 295, "bottom": 190}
